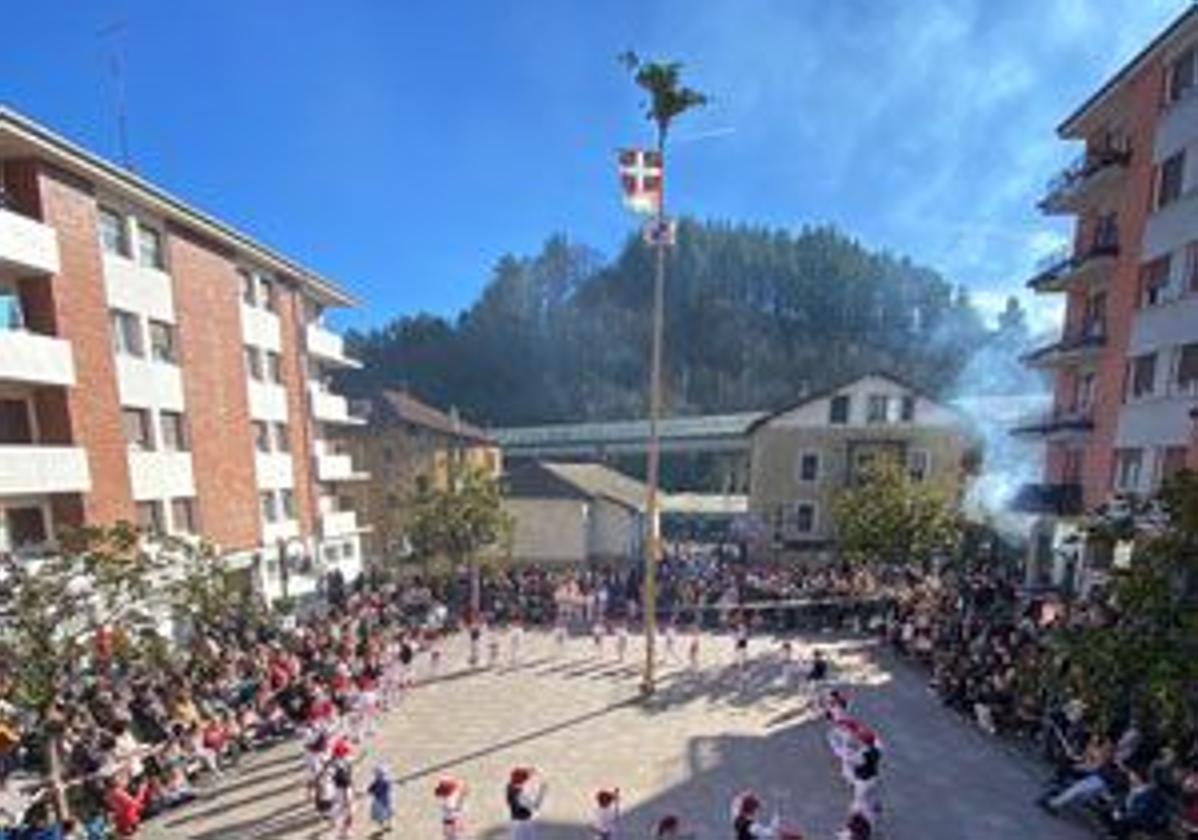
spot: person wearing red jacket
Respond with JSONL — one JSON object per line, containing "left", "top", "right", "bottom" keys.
{"left": 105, "top": 770, "right": 149, "bottom": 837}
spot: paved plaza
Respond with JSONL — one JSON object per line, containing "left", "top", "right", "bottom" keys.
{"left": 146, "top": 631, "right": 1089, "bottom": 839}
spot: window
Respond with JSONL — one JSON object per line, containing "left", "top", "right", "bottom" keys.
{"left": 149, "top": 320, "right": 177, "bottom": 364}
{"left": 136, "top": 501, "right": 165, "bottom": 536}
{"left": 244, "top": 346, "right": 263, "bottom": 380}
{"left": 797, "top": 452, "right": 820, "bottom": 482}
{"left": 280, "top": 489, "right": 296, "bottom": 520}
{"left": 829, "top": 395, "right": 850, "bottom": 425}
{"left": 907, "top": 450, "right": 931, "bottom": 483}
{"left": 1113, "top": 448, "right": 1144, "bottom": 493}
{"left": 7, "top": 506, "right": 47, "bottom": 548}
{"left": 1160, "top": 446, "right": 1189, "bottom": 486}
{"left": 1082, "top": 291, "right": 1107, "bottom": 337}
{"left": 1075, "top": 371, "right": 1097, "bottom": 411}
{"left": 137, "top": 223, "right": 164, "bottom": 270}
{"left": 110, "top": 310, "right": 144, "bottom": 357}
{"left": 265, "top": 351, "right": 283, "bottom": 384}
{"left": 260, "top": 491, "right": 278, "bottom": 523}
{"left": 866, "top": 394, "right": 889, "bottom": 424}
{"left": 171, "top": 498, "right": 198, "bottom": 534}
{"left": 790, "top": 502, "right": 816, "bottom": 535}
{"left": 342, "top": 541, "right": 356, "bottom": 561}
{"left": 122, "top": 407, "right": 154, "bottom": 450}
{"left": 1187, "top": 243, "right": 1198, "bottom": 295}
{"left": 160, "top": 411, "right": 189, "bottom": 452}
{"left": 1063, "top": 448, "right": 1084, "bottom": 484}
{"left": 1178, "top": 343, "right": 1198, "bottom": 394}
{"left": 253, "top": 420, "right": 271, "bottom": 453}
{"left": 1092, "top": 212, "right": 1119, "bottom": 251}
{"left": 325, "top": 543, "right": 341, "bottom": 563}
{"left": 900, "top": 395, "right": 916, "bottom": 422}
{"left": 1128, "top": 353, "right": 1158, "bottom": 400}
{"left": 1139, "top": 256, "right": 1171, "bottom": 308}
{"left": 0, "top": 399, "right": 33, "bottom": 444}
{"left": 0, "top": 286, "right": 23, "bottom": 331}
{"left": 98, "top": 206, "right": 128, "bottom": 256}
{"left": 259, "top": 278, "right": 276, "bottom": 312}
{"left": 854, "top": 451, "right": 877, "bottom": 482}
{"left": 1157, "top": 151, "right": 1186, "bottom": 210}
{"left": 385, "top": 492, "right": 399, "bottom": 509}
{"left": 274, "top": 422, "right": 291, "bottom": 453}
{"left": 382, "top": 445, "right": 395, "bottom": 463}
{"left": 1169, "top": 46, "right": 1196, "bottom": 104}
{"left": 239, "top": 269, "right": 256, "bottom": 306}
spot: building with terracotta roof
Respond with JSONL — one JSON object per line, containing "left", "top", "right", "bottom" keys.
{"left": 337, "top": 390, "right": 501, "bottom": 561}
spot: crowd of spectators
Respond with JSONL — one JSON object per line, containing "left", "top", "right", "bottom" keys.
{"left": 888, "top": 571, "right": 1198, "bottom": 837}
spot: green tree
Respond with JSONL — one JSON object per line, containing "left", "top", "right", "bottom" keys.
{"left": 0, "top": 522, "right": 173, "bottom": 818}
{"left": 407, "top": 463, "right": 513, "bottom": 616}
{"left": 1057, "top": 472, "right": 1198, "bottom": 735}
{"left": 832, "top": 456, "right": 963, "bottom": 569}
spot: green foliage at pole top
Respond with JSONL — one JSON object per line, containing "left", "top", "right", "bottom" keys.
{"left": 1057, "top": 471, "right": 1198, "bottom": 736}
{"left": 619, "top": 51, "right": 709, "bottom": 141}
{"left": 831, "top": 455, "right": 962, "bottom": 569}
{"left": 407, "top": 463, "right": 513, "bottom": 566}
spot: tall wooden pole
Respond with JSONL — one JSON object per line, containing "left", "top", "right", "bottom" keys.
{"left": 641, "top": 129, "right": 666, "bottom": 696}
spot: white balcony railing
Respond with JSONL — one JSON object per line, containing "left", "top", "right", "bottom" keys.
{"left": 306, "top": 322, "right": 360, "bottom": 368}
{"left": 0, "top": 445, "right": 91, "bottom": 495}
{"left": 0, "top": 207, "right": 59, "bottom": 278}
{"left": 321, "top": 509, "right": 365, "bottom": 538}
{"left": 0, "top": 329, "right": 75, "bottom": 386}
{"left": 309, "top": 382, "right": 366, "bottom": 425}
{"left": 314, "top": 452, "right": 368, "bottom": 482}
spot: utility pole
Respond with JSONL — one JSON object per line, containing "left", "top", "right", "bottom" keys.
{"left": 619, "top": 53, "right": 707, "bottom": 696}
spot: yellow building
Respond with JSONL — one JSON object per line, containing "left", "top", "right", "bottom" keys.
{"left": 339, "top": 390, "right": 501, "bottom": 561}
{"left": 748, "top": 373, "right": 974, "bottom": 564}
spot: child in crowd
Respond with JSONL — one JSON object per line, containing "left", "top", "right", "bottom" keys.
{"left": 367, "top": 764, "right": 395, "bottom": 834}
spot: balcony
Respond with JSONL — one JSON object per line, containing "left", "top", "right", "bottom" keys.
{"left": 0, "top": 206, "right": 59, "bottom": 279}
{"left": 314, "top": 451, "right": 369, "bottom": 483}
{"left": 1010, "top": 482, "right": 1084, "bottom": 516}
{"left": 321, "top": 508, "right": 369, "bottom": 538}
{"left": 0, "top": 328, "right": 75, "bottom": 386}
{"left": 1026, "top": 239, "right": 1119, "bottom": 294}
{"left": 0, "top": 445, "right": 91, "bottom": 495}
{"left": 1039, "top": 146, "right": 1131, "bottom": 215}
{"left": 306, "top": 322, "right": 360, "bottom": 369}
{"left": 1022, "top": 322, "right": 1107, "bottom": 369}
{"left": 1011, "top": 406, "right": 1095, "bottom": 441}
{"left": 309, "top": 382, "right": 366, "bottom": 426}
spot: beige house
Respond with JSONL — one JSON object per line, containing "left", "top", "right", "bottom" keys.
{"left": 338, "top": 390, "right": 501, "bottom": 561}
{"left": 748, "top": 373, "right": 973, "bottom": 563}
{"left": 503, "top": 461, "right": 647, "bottom": 567}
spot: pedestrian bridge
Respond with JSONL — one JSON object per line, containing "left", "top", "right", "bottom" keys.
{"left": 492, "top": 412, "right": 765, "bottom": 459}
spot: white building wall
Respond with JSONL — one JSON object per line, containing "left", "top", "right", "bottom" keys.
{"left": 505, "top": 498, "right": 588, "bottom": 565}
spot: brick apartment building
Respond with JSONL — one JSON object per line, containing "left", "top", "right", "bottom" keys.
{"left": 1016, "top": 7, "right": 1198, "bottom": 590}
{"left": 0, "top": 106, "right": 369, "bottom": 603}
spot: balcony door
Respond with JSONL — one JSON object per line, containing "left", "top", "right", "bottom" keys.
{"left": 0, "top": 398, "right": 33, "bottom": 444}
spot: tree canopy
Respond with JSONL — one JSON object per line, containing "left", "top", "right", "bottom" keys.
{"left": 340, "top": 221, "right": 1011, "bottom": 427}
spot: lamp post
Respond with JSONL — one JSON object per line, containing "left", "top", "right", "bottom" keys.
{"left": 620, "top": 53, "right": 707, "bottom": 696}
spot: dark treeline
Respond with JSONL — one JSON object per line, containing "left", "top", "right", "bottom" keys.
{"left": 340, "top": 219, "right": 1025, "bottom": 426}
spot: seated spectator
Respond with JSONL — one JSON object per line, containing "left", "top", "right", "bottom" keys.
{"left": 1103, "top": 766, "right": 1169, "bottom": 839}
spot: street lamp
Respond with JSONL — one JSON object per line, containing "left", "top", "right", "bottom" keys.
{"left": 620, "top": 53, "right": 707, "bottom": 696}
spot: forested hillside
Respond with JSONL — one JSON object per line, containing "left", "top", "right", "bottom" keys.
{"left": 340, "top": 220, "right": 1023, "bottom": 425}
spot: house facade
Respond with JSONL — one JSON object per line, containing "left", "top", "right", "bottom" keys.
{"left": 748, "top": 374, "right": 973, "bottom": 564}
{"left": 503, "top": 461, "right": 647, "bottom": 567}
{"left": 338, "top": 390, "right": 501, "bottom": 562}
{"left": 0, "top": 106, "right": 368, "bottom": 602}
{"left": 1016, "top": 7, "right": 1198, "bottom": 592}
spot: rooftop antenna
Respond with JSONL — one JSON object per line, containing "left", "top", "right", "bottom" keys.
{"left": 97, "top": 19, "right": 133, "bottom": 170}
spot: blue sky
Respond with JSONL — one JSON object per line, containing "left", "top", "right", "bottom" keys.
{"left": 0, "top": 0, "right": 1188, "bottom": 332}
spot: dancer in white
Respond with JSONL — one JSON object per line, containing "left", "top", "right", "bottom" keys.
{"left": 687, "top": 626, "right": 701, "bottom": 670}
{"left": 592, "top": 788, "right": 620, "bottom": 839}
{"left": 509, "top": 620, "right": 525, "bottom": 666}
{"left": 505, "top": 767, "right": 547, "bottom": 840}
{"left": 615, "top": 622, "right": 629, "bottom": 662}
{"left": 434, "top": 778, "right": 467, "bottom": 840}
